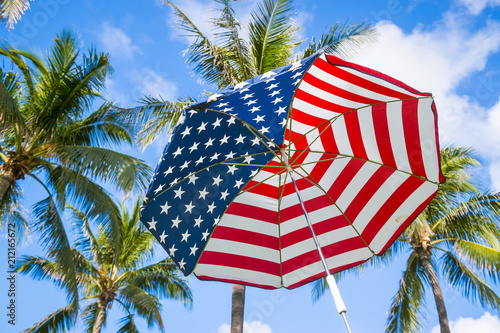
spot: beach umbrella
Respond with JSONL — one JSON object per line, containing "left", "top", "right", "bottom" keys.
{"left": 140, "top": 52, "right": 444, "bottom": 331}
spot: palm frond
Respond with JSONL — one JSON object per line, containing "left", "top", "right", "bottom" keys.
{"left": 118, "top": 285, "right": 164, "bottom": 331}
{"left": 248, "top": 0, "right": 298, "bottom": 74}
{"left": 21, "top": 304, "right": 76, "bottom": 333}
{"left": 386, "top": 253, "right": 427, "bottom": 333}
{"left": 0, "top": 42, "right": 38, "bottom": 99}
{"left": 67, "top": 204, "right": 103, "bottom": 264}
{"left": 0, "top": 181, "right": 30, "bottom": 244}
{"left": 117, "top": 314, "right": 140, "bottom": 333}
{"left": 441, "top": 250, "right": 500, "bottom": 310}
{"left": 454, "top": 240, "right": 500, "bottom": 283}
{"left": 81, "top": 302, "right": 99, "bottom": 333}
{"left": 31, "top": 196, "right": 79, "bottom": 310}
{"left": 0, "top": 0, "right": 32, "bottom": 29}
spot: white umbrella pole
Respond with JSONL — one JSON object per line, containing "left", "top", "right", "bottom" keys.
{"left": 281, "top": 149, "right": 353, "bottom": 333}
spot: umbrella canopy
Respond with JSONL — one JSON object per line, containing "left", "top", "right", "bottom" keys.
{"left": 140, "top": 53, "right": 444, "bottom": 291}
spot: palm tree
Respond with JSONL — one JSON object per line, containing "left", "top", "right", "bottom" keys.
{"left": 312, "top": 147, "right": 500, "bottom": 333}
{"left": 124, "top": 1, "right": 375, "bottom": 332}
{"left": 16, "top": 198, "right": 193, "bottom": 333}
{"left": 0, "top": 0, "right": 33, "bottom": 28}
{"left": 0, "top": 29, "right": 151, "bottom": 310}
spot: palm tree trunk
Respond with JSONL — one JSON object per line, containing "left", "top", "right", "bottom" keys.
{"left": 93, "top": 305, "right": 107, "bottom": 333}
{"left": 416, "top": 247, "right": 450, "bottom": 333}
{"left": 0, "top": 171, "right": 15, "bottom": 200}
{"left": 230, "top": 283, "right": 245, "bottom": 333}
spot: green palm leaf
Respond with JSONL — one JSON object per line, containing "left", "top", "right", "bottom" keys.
{"left": 0, "top": 0, "right": 33, "bottom": 29}
{"left": 21, "top": 305, "right": 76, "bottom": 333}
{"left": 118, "top": 285, "right": 164, "bottom": 331}
{"left": 117, "top": 314, "right": 140, "bottom": 333}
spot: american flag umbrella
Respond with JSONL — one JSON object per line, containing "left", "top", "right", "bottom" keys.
{"left": 140, "top": 52, "right": 443, "bottom": 331}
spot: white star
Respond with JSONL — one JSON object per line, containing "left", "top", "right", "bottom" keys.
{"left": 194, "top": 216, "right": 203, "bottom": 227}
{"left": 293, "top": 78, "right": 301, "bottom": 85}
{"left": 169, "top": 244, "right": 177, "bottom": 256}
{"left": 242, "top": 93, "right": 254, "bottom": 100}
{"left": 208, "top": 93, "right": 222, "bottom": 102}
{"left": 227, "top": 165, "right": 238, "bottom": 174}
{"left": 225, "top": 151, "right": 236, "bottom": 159}
{"left": 204, "top": 137, "right": 215, "bottom": 148}
{"left": 160, "top": 201, "right": 171, "bottom": 215}
{"left": 189, "top": 243, "right": 199, "bottom": 256}
{"left": 210, "top": 152, "right": 221, "bottom": 161}
{"left": 171, "top": 216, "right": 182, "bottom": 228}
{"left": 179, "top": 160, "right": 190, "bottom": 171}
{"left": 185, "top": 201, "right": 195, "bottom": 214}
{"left": 213, "top": 175, "right": 223, "bottom": 186}
{"left": 244, "top": 155, "right": 255, "bottom": 164}
{"left": 227, "top": 117, "right": 236, "bottom": 126}
{"left": 188, "top": 109, "right": 197, "bottom": 117}
{"left": 147, "top": 217, "right": 157, "bottom": 230}
{"left": 172, "top": 147, "right": 183, "bottom": 158}
{"left": 213, "top": 216, "right": 220, "bottom": 226}
{"left": 266, "top": 83, "right": 279, "bottom": 90}
{"left": 212, "top": 117, "right": 222, "bottom": 129}
{"left": 207, "top": 202, "right": 216, "bottom": 213}
{"left": 269, "top": 89, "right": 281, "bottom": 97}
{"left": 159, "top": 230, "right": 167, "bottom": 243}
{"left": 250, "top": 169, "right": 259, "bottom": 177}
{"left": 178, "top": 258, "right": 186, "bottom": 270}
{"left": 249, "top": 106, "right": 261, "bottom": 113}
{"left": 220, "top": 190, "right": 229, "bottom": 200}
{"left": 261, "top": 70, "right": 276, "bottom": 79}
{"left": 188, "top": 173, "right": 199, "bottom": 184}
{"left": 218, "top": 101, "right": 229, "bottom": 107}
{"left": 291, "top": 71, "right": 303, "bottom": 79}
{"left": 235, "top": 134, "right": 246, "bottom": 144}
{"left": 153, "top": 183, "right": 164, "bottom": 195}
{"left": 201, "top": 229, "right": 210, "bottom": 241}
{"left": 197, "top": 121, "right": 207, "bottom": 133}
{"left": 169, "top": 177, "right": 180, "bottom": 187}
{"left": 275, "top": 106, "right": 287, "bottom": 115}
{"left": 198, "top": 188, "right": 209, "bottom": 200}
{"left": 189, "top": 142, "right": 200, "bottom": 153}
{"left": 271, "top": 96, "right": 283, "bottom": 105}
{"left": 181, "top": 230, "right": 191, "bottom": 242}
{"left": 251, "top": 137, "right": 260, "bottom": 146}
{"left": 163, "top": 166, "right": 174, "bottom": 177}
{"left": 253, "top": 115, "right": 265, "bottom": 123}
{"left": 234, "top": 179, "right": 244, "bottom": 188}
{"left": 222, "top": 107, "right": 233, "bottom": 112}
{"left": 245, "top": 99, "right": 257, "bottom": 106}
{"left": 259, "top": 126, "right": 270, "bottom": 134}
{"left": 234, "top": 81, "right": 249, "bottom": 90}
{"left": 219, "top": 134, "right": 230, "bottom": 145}
{"left": 195, "top": 156, "right": 206, "bottom": 165}
{"left": 181, "top": 126, "right": 192, "bottom": 138}
{"left": 279, "top": 118, "right": 287, "bottom": 127}
{"left": 174, "top": 187, "right": 185, "bottom": 199}
{"left": 290, "top": 61, "right": 302, "bottom": 71}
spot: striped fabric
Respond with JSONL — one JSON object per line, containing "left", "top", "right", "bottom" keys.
{"left": 194, "top": 54, "right": 443, "bottom": 289}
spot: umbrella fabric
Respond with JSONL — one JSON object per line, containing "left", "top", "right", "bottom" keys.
{"left": 140, "top": 53, "right": 443, "bottom": 290}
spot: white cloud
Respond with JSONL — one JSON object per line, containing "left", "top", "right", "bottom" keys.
{"left": 98, "top": 24, "right": 140, "bottom": 60}
{"left": 127, "top": 67, "right": 179, "bottom": 101}
{"left": 431, "top": 312, "right": 500, "bottom": 333}
{"left": 457, "top": 0, "right": 500, "bottom": 15}
{"left": 216, "top": 321, "right": 273, "bottom": 333}
{"left": 350, "top": 10, "right": 500, "bottom": 187}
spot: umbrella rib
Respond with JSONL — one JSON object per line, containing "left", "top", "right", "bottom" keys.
{"left": 290, "top": 164, "right": 377, "bottom": 256}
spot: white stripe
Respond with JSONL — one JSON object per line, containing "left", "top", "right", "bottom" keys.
{"left": 358, "top": 106, "right": 383, "bottom": 164}
{"left": 330, "top": 115, "right": 354, "bottom": 157}
{"left": 298, "top": 78, "right": 367, "bottom": 110}
{"left": 218, "top": 213, "right": 277, "bottom": 237}
{"left": 279, "top": 201, "right": 344, "bottom": 236}
{"left": 282, "top": 247, "right": 373, "bottom": 287}
{"left": 386, "top": 101, "right": 412, "bottom": 173}
{"left": 369, "top": 181, "right": 438, "bottom": 252}
{"left": 194, "top": 264, "right": 281, "bottom": 288}
{"left": 417, "top": 98, "right": 440, "bottom": 182}
{"left": 292, "top": 98, "right": 341, "bottom": 120}
{"left": 202, "top": 238, "right": 279, "bottom": 263}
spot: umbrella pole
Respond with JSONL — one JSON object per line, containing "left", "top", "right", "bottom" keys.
{"left": 282, "top": 149, "right": 353, "bottom": 333}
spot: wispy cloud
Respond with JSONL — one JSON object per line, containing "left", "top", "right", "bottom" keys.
{"left": 98, "top": 23, "right": 140, "bottom": 60}
{"left": 431, "top": 312, "right": 500, "bottom": 333}
{"left": 457, "top": 0, "right": 500, "bottom": 15}
{"left": 216, "top": 321, "right": 273, "bottom": 333}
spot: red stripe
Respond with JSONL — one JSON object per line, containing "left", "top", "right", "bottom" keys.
{"left": 294, "top": 89, "right": 351, "bottom": 113}
{"left": 303, "top": 70, "right": 383, "bottom": 105}
{"left": 402, "top": 99, "right": 427, "bottom": 178}
{"left": 344, "top": 110, "right": 368, "bottom": 160}
{"left": 327, "top": 158, "right": 366, "bottom": 201}
{"left": 243, "top": 180, "right": 281, "bottom": 199}
{"left": 343, "top": 166, "right": 396, "bottom": 222}
{"left": 324, "top": 55, "right": 431, "bottom": 97}
{"left": 372, "top": 103, "right": 398, "bottom": 169}
{"left": 280, "top": 194, "right": 334, "bottom": 222}
{"left": 210, "top": 226, "right": 279, "bottom": 249}
{"left": 197, "top": 251, "right": 281, "bottom": 276}
{"left": 308, "top": 154, "right": 335, "bottom": 183}
{"left": 226, "top": 202, "right": 278, "bottom": 224}
{"left": 281, "top": 237, "right": 366, "bottom": 275}
{"left": 280, "top": 215, "right": 351, "bottom": 248}
{"left": 196, "top": 275, "right": 277, "bottom": 290}
{"left": 291, "top": 107, "right": 327, "bottom": 127}
{"left": 285, "top": 259, "right": 367, "bottom": 289}
{"left": 361, "top": 176, "right": 426, "bottom": 244}
{"left": 318, "top": 122, "right": 339, "bottom": 153}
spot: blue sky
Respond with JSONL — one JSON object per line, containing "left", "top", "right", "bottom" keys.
{"left": 1, "top": 0, "right": 500, "bottom": 332}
